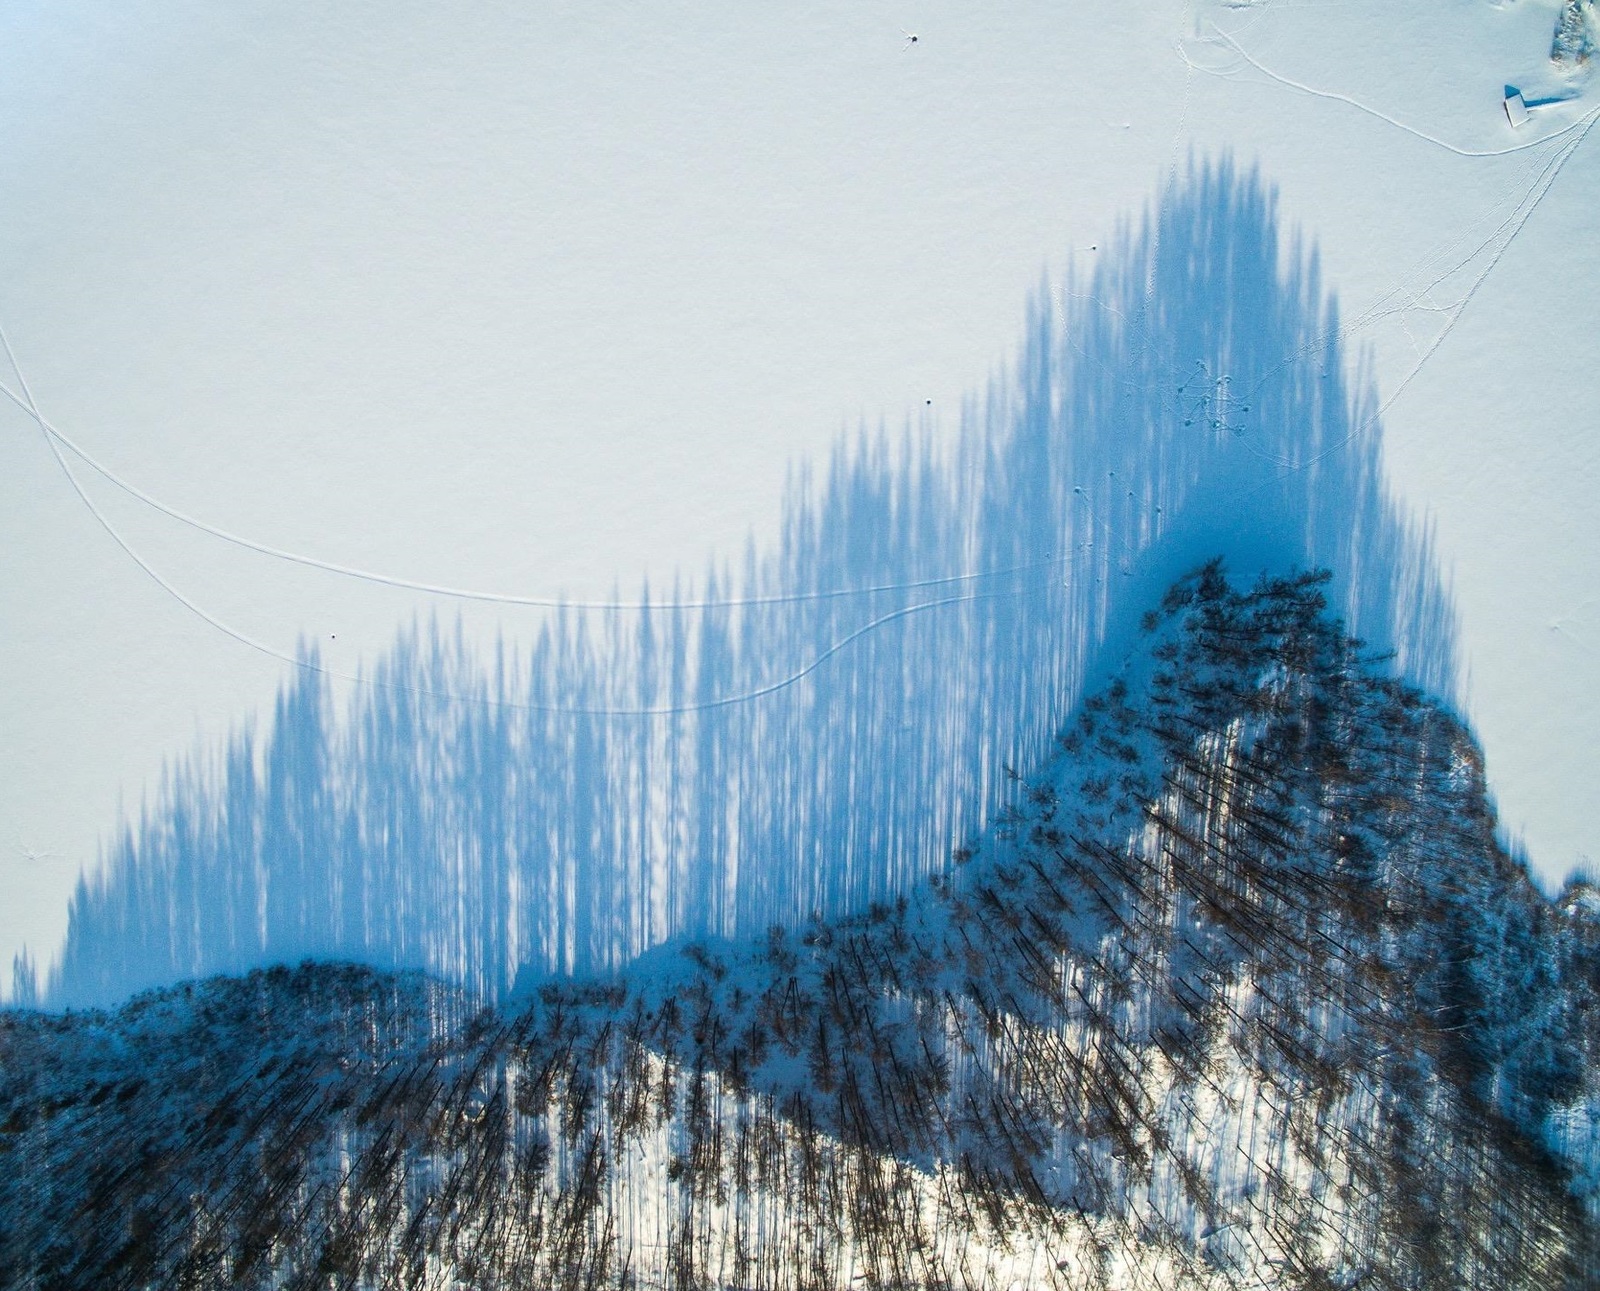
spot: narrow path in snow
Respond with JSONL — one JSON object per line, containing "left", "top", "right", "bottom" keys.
{"left": 1193, "top": 23, "right": 1600, "bottom": 159}
{"left": 0, "top": 376, "right": 1059, "bottom": 614}
{"left": 7, "top": 324, "right": 1058, "bottom": 717}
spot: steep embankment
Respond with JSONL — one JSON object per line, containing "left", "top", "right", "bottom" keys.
{"left": 3, "top": 567, "right": 1596, "bottom": 1290}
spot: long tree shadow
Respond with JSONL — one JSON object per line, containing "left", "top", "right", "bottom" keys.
{"left": 41, "top": 158, "right": 1458, "bottom": 1009}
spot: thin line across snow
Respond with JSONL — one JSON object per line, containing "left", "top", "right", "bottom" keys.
{"left": 0, "top": 376, "right": 1063, "bottom": 613}
{"left": 1191, "top": 25, "right": 1600, "bottom": 159}
{"left": 1229, "top": 106, "right": 1597, "bottom": 493}
{"left": 3, "top": 327, "right": 1045, "bottom": 717}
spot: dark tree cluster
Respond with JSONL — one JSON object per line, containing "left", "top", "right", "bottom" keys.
{"left": 5, "top": 570, "right": 1594, "bottom": 1290}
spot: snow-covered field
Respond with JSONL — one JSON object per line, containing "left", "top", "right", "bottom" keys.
{"left": 1, "top": 0, "right": 1596, "bottom": 993}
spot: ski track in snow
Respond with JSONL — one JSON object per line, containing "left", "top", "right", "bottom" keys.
{"left": 7, "top": 338, "right": 1050, "bottom": 718}
{"left": 0, "top": 379, "right": 1067, "bottom": 614}
{"left": 1193, "top": 22, "right": 1600, "bottom": 160}
{"left": 1159, "top": 15, "right": 1600, "bottom": 494}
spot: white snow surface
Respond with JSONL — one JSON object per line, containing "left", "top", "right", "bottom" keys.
{"left": 1, "top": 0, "right": 1597, "bottom": 994}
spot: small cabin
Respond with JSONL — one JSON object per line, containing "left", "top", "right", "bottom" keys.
{"left": 1504, "top": 86, "right": 1529, "bottom": 128}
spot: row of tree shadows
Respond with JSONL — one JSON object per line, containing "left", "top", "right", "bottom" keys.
{"left": 41, "top": 160, "right": 1459, "bottom": 1009}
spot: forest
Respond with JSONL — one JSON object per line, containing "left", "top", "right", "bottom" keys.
{"left": 5, "top": 568, "right": 1595, "bottom": 1289}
